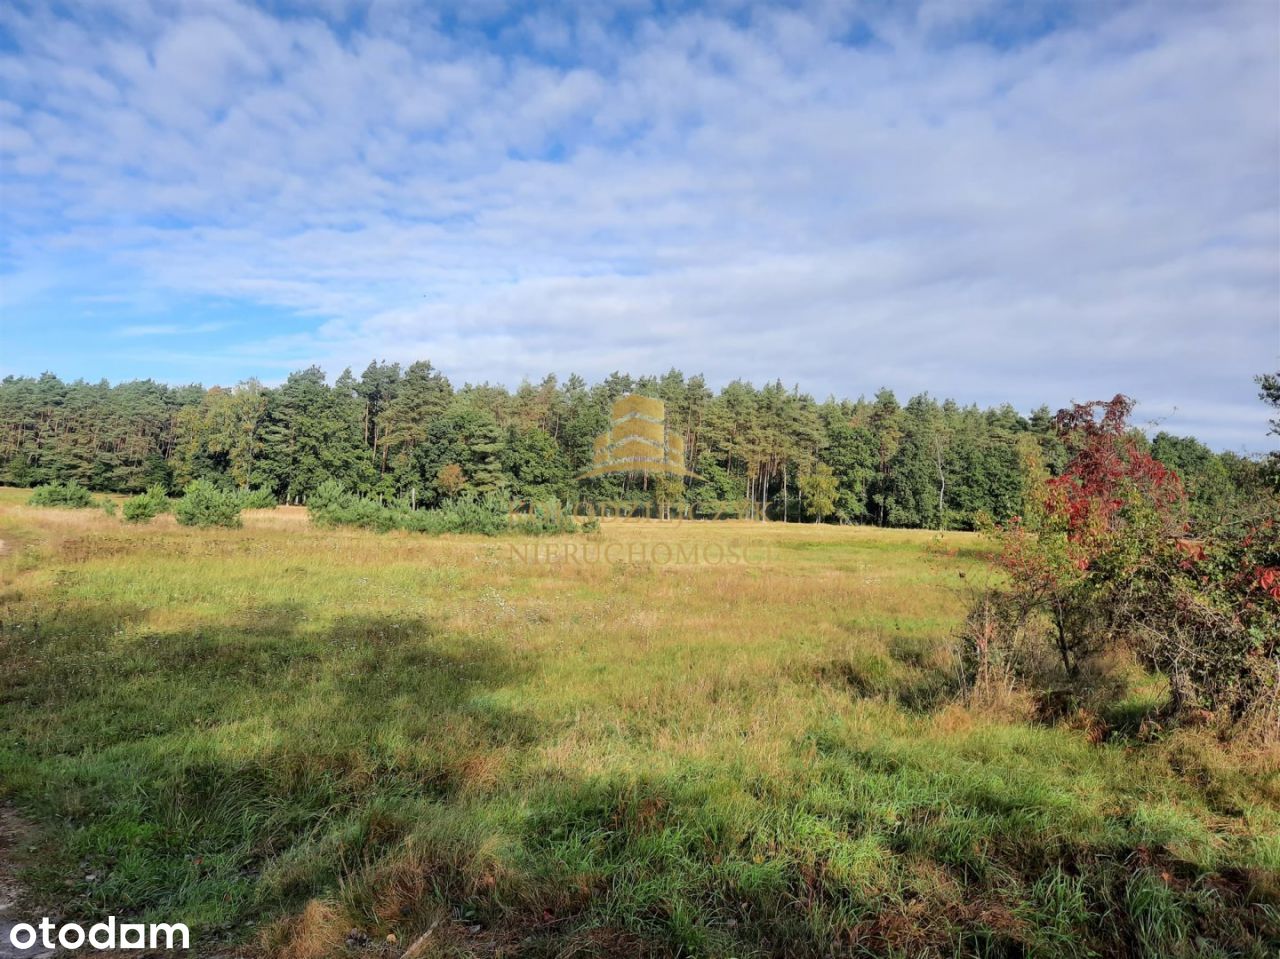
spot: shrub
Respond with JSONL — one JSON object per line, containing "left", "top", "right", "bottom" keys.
{"left": 966, "top": 395, "right": 1280, "bottom": 735}
{"left": 512, "top": 500, "right": 582, "bottom": 535}
{"left": 174, "top": 480, "right": 243, "bottom": 528}
{"left": 309, "top": 485, "right": 589, "bottom": 537}
{"left": 974, "top": 397, "right": 1184, "bottom": 685}
{"left": 436, "top": 492, "right": 514, "bottom": 536}
{"left": 396, "top": 504, "right": 447, "bottom": 534}
{"left": 101, "top": 500, "right": 118, "bottom": 517}
{"left": 305, "top": 479, "right": 350, "bottom": 525}
{"left": 28, "top": 481, "right": 94, "bottom": 508}
{"left": 122, "top": 485, "right": 169, "bottom": 523}
{"left": 308, "top": 480, "right": 399, "bottom": 532}
{"left": 398, "top": 492, "right": 511, "bottom": 535}
{"left": 1138, "top": 510, "right": 1279, "bottom": 731}
{"left": 238, "top": 488, "right": 278, "bottom": 510}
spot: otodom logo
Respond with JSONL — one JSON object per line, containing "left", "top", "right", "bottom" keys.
{"left": 579, "top": 394, "right": 698, "bottom": 479}
{"left": 6, "top": 916, "right": 189, "bottom": 952}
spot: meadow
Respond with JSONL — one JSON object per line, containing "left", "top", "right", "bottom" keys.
{"left": 0, "top": 488, "right": 1276, "bottom": 958}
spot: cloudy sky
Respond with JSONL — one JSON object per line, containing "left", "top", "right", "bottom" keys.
{"left": 1, "top": 1, "right": 1277, "bottom": 449}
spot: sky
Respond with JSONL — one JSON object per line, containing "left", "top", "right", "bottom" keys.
{"left": 0, "top": 0, "right": 1277, "bottom": 451}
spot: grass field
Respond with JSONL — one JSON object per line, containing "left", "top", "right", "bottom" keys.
{"left": 0, "top": 488, "right": 1276, "bottom": 958}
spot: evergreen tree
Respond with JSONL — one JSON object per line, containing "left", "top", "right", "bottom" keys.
{"left": 868, "top": 388, "right": 903, "bottom": 526}
{"left": 379, "top": 361, "right": 452, "bottom": 487}
{"left": 257, "top": 367, "right": 371, "bottom": 502}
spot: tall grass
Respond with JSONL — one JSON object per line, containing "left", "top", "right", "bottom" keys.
{"left": 0, "top": 488, "right": 1275, "bottom": 957}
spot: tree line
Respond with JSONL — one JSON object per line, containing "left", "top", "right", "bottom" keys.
{"left": 0, "top": 364, "right": 1271, "bottom": 529}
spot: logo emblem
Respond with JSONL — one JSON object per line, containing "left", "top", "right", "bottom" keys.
{"left": 579, "top": 394, "right": 697, "bottom": 478}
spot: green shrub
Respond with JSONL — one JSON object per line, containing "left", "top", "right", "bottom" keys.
{"left": 431, "top": 492, "right": 514, "bottom": 536}
{"left": 173, "top": 480, "right": 243, "bottom": 528}
{"left": 512, "top": 500, "right": 583, "bottom": 535}
{"left": 308, "top": 480, "right": 399, "bottom": 531}
{"left": 305, "top": 479, "right": 350, "bottom": 524}
{"left": 397, "top": 506, "right": 451, "bottom": 534}
{"left": 123, "top": 485, "right": 170, "bottom": 524}
{"left": 28, "top": 481, "right": 94, "bottom": 508}
{"left": 238, "top": 488, "right": 278, "bottom": 510}
{"left": 101, "top": 500, "right": 118, "bottom": 517}
{"left": 308, "top": 484, "right": 572, "bottom": 537}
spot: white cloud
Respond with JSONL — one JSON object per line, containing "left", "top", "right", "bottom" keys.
{"left": 115, "top": 322, "right": 229, "bottom": 337}
{"left": 0, "top": 0, "right": 1276, "bottom": 448}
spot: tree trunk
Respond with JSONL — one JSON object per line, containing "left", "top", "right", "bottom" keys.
{"left": 1053, "top": 606, "right": 1076, "bottom": 678}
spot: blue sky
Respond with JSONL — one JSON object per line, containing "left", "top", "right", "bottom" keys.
{"left": 0, "top": 0, "right": 1277, "bottom": 450}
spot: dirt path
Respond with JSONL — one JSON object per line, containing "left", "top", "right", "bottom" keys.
{"left": 0, "top": 805, "right": 54, "bottom": 958}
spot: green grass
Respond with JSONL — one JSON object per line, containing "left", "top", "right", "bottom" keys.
{"left": 0, "top": 488, "right": 1276, "bottom": 957}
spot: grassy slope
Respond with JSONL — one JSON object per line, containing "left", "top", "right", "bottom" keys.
{"left": 0, "top": 488, "right": 1275, "bottom": 958}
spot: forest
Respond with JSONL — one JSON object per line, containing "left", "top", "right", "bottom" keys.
{"left": 0, "top": 364, "right": 1269, "bottom": 530}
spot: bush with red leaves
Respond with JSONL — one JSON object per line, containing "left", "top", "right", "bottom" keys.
{"left": 1151, "top": 513, "right": 1279, "bottom": 728}
{"left": 970, "top": 395, "right": 1279, "bottom": 733}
